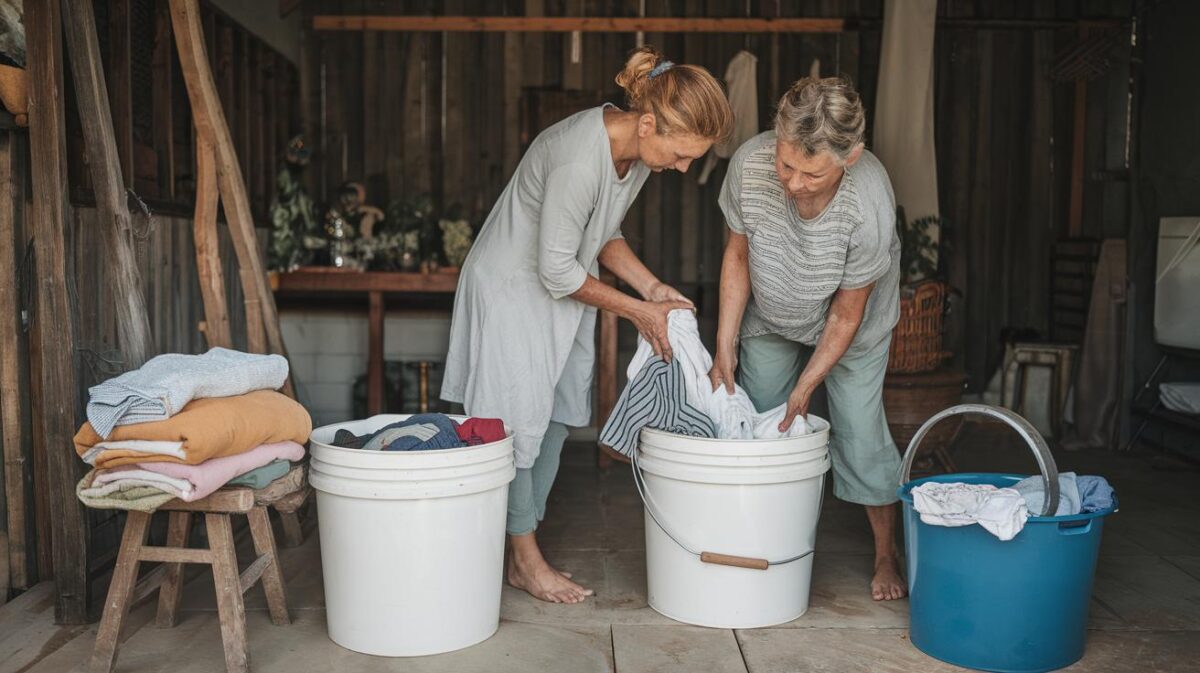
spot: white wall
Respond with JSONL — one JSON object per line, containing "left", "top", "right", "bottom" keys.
{"left": 282, "top": 310, "right": 452, "bottom": 427}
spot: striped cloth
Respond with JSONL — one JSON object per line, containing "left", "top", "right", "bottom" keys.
{"left": 599, "top": 357, "right": 717, "bottom": 457}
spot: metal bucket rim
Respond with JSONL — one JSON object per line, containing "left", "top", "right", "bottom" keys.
{"left": 897, "top": 472, "right": 1118, "bottom": 523}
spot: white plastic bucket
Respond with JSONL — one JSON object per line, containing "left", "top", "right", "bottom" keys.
{"left": 637, "top": 417, "right": 831, "bottom": 629}
{"left": 308, "top": 414, "right": 515, "bottom": 657}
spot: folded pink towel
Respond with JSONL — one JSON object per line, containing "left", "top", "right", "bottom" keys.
{"left": 100, "top": 440, "right": 305, "bottom": 502}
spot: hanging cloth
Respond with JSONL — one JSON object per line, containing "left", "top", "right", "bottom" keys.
{"left": 698, "top": 50, "right": 759, "bottom": 185}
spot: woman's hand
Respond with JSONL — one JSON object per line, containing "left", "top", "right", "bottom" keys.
{"left": 779, "top": 377, "right": 819, "bottom": 433}
{"left": 644, "top": 281, "right": 695, "bottom": 309}
{"left": 708, "top": 344, "right": 738, "bottom": 394}
{"left": 631, "top": 300, "right": 693, "bottom": 362}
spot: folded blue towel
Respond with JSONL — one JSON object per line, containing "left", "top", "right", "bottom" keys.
{"left": 1076, "top": 476, "right": 1115, "bottom": 512}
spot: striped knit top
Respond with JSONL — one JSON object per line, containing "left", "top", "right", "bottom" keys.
{"left": 718, "top": 131, "right": 901, "bottom": 357}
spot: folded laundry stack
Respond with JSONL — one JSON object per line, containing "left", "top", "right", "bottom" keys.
{"left": 601, "top": 310, "right": 811, "bottom": 456}
{"left": 911, "top": 472, "right": 1116, "bottom": 541}
{"left": 330, "top": 413, "right": 506, "bottom": 451}
{"left": 74, "top": 349, "right": 312, "bottom": 512}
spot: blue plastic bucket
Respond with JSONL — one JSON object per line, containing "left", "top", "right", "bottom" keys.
{"left": 896, "top": 405, "right": 1118, "bottom": 673}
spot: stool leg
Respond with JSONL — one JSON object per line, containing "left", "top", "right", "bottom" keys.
{"left": 276, "top": 509, "right": 304, "bottom": 549}
{"left": 206, "top": 513, "right": 249, "bottom": 673}
{"left": 90, "top": 511, "right": 152, "bottom": 673}
{"left": 155, "top": 511, "right": 193, "bottom": 628}
{"left": 248, "top": 505, "right": 291, "bottom": 626}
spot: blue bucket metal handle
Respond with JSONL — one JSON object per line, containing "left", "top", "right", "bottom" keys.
{"left": 897, "top": 404, "right": 1060, "bottom": 518}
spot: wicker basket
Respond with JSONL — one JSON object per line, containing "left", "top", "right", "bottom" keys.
{"left": 887, "top": 280, "right": 950, "bottom": 374}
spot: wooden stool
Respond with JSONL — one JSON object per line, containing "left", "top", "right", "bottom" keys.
{"left": 89, "top": 465, "right": 306, "bottom": 673}
{"left": 1002, "top": 343, "right": 1078, "bottom": 437}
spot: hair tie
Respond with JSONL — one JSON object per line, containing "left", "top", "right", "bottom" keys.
{"left": 648, "top": 60, "right": 675, "bottom": 79}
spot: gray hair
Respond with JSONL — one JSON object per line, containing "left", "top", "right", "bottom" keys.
{"left": 774, "top": 76, "right": 865, "bottom": 163}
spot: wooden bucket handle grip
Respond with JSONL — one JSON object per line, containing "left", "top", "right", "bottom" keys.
{"left": 700, "top": 551, "right": 769, "bottom": 571}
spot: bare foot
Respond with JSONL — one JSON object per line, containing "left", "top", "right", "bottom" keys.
{"left": 871, "top": 555, "right": 907, "bottom": 601}
{"left": 506, "top": 539, "right": 593, "bottom": 604}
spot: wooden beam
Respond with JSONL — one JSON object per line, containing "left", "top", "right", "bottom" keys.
{"left": 193, "top": 137, "right": 232, "bottom": 348}
{"left": 0, "top": 134, "right": 30, "bottom": 593}
{"left": 313, "top": 16, "right": 848, "bottom": 33}
{"left": 62, "top": 0, "right": 156, "bottom": 370}
{"left": 27, "top": 0, "right": 90, "bottom": 625}
{"left": 169, "top": 0, "right": 294, "bottom": 395}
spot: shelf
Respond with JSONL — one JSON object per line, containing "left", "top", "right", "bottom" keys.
{"left": 1131, "top": 405, "right": 1200, "bottom": 433}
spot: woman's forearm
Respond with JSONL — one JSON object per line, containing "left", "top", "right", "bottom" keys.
{"left": 598, "top": 238, "right": 660, "bottom": 298}
{"left": 569, "top": 274, "right": 645, "bottom": 320}
{"left": 717, "top": 234, "right": 753, "bottom": 350}
{"left": 797, "top": 285, "right": 872, "bottom": 388}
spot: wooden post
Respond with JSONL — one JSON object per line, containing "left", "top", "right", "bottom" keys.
{"left": 27, "top": 0, "right": 90, "bottom": 624}
{"left": 61, "top": 0, "right": 156, "bottom": 370}
{"left": 0, "top": 133, "right": 31, "bottom": 592}
{"left": 169, "top": 0, "right": 295, "bottom": 396}
{"left": 193, "top": 137, "right": 232, "bottom": 348}
{"left": 367, "top": 291, "right": 384, "bottom": 415}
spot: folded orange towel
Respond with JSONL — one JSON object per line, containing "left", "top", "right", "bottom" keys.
{"left": 74, "top": 390, "right": 311, "bottom": 469}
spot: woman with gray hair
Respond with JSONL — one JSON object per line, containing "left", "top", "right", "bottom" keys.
{"left": 708, "top": 77, "right": 905, "bottom": 601}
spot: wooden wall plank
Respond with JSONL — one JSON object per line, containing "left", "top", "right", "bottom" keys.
{"left": 153, "top": 1, "right": 176, "bottom": 201}
{"left": 27, "top": 0, "right": 90, "bottom": 624}
{"left": 108, "top": 0, "right": 135, "bottom": 184}
{"left": 0, "top": 133, "right": 32, "bottom": 593}
{"left": 62, "top": 0, "right": 156, "bottom": 370}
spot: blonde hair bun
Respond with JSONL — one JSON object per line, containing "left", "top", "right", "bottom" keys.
{"left": 613, "top": 45, "right": 732, "bottom": 142}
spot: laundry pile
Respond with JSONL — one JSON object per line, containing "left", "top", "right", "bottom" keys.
{"left": 74, "top": 348, "right": 312, "bottom": 512}
{"left": 911, "top": 472, "right": 1115, "bottom": 541}
{"left": 331, "top": 414, "right": 505, "bottom": 451}
{"left": 601, "top": 310, "right": 811, "bottom": 456}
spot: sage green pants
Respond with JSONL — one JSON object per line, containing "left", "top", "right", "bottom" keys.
{"left": 737, "top": 333, "right": 900, "bottom": 506}
{"left": 506, "top": 421, "right": 570, "bottom": 535}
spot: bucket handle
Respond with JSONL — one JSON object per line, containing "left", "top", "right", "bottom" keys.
{"left": 897, "top": 403, "right": 1060, "bottom": 518}
{"left": 630, "top": 450, "right": 817, "bottom": 570}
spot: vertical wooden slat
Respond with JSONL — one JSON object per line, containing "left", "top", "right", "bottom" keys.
{"left": 27, "top": 0, "right": 90, "bottom": 624}
{"left": 0, "top": 134, "right": 30, "bottom": 593}
{"left": 362, "top": 30, "right": 384, "bottom": 200}
{"left": 62, "top": 0, "right": 156, "bottom": 370}
{"left": 563, "top": 0, "right": 584, "bottom": 90}
{"left": 523, "top": 0, "right": 547, "bottom": 87}
{"left": 108, "top": 0, "right": 135, "bottom": 184}
{"left": 443, "top": 0, "right": 467, "bottom": 215}
{"left": 153, "top": 1, "right": 176, "bottom": 200}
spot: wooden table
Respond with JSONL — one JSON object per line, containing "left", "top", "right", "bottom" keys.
{"left": 273, "top": 269, "right": 459, "bottom": 415}
{"left": 273, "top": 268, "right": 620, "bottom": 427}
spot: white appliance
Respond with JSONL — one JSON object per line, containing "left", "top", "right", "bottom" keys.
{"left": 1155, "top": 217, "right": 1200, "bottom": 350}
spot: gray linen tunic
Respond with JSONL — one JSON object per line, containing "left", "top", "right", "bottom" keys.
{"left": 441, "top": 106, "right": 650, "bottom": 468}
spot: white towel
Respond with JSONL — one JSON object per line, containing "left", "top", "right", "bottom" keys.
{"left": 92, "top": 468, "right": 195, "bottom": 497}
{"left": 86, "top": 348, "right": 289, "bottom": 439}
{"left": 911, "top": 482, "right": 1029, "bottom": 541}
{"left": 80, "top": 440, "right": 186, "bottom": 466}
{"left": 627, "top": 310, "right": 809, "bottom": 439}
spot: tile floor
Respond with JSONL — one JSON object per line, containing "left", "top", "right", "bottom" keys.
{"left": 2, "top": 421, "right": 1199, "bottom": 673}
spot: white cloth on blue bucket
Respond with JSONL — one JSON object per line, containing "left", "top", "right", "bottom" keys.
{"left": 86, "top": 348, "right": 290, "bottom": 439}
{"left": 1014, "top": 472, "right": 1114, "bottom": 515}
{"left": 911, "top": 482, "right": 1029, "bottom": 541}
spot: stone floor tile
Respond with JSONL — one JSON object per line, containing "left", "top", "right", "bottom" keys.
{"left": 612, "top": 624, "right": 747, "bottom": 673}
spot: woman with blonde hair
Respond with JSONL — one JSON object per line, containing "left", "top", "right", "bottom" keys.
{"left": 442, "top": 46, "right": 732, "bottom": 604}
{"left": 709, "top": 76, "right": 905, "bottom": 601}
